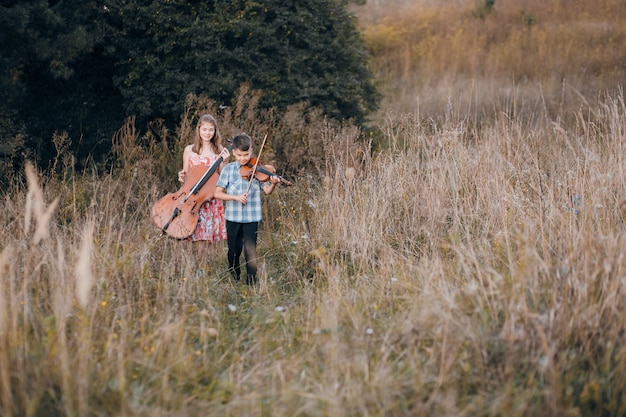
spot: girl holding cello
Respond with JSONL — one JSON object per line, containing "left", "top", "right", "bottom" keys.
{"left": 178, "top": 114, "right": 230, "bottom": 245}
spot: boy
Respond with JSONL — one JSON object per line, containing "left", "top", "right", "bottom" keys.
{"left": 214, "top": 133, "right": 280, "bottom": 285}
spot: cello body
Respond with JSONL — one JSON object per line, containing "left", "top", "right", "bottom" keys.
{"left": 151, "top": 162, "right": 221, "bottom": 239}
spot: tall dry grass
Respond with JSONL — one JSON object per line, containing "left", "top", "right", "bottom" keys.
{"left": 1, "top": 1, "right": 626, "bottom": 414}
{"left": 1, "top": 85, "right": 625, "bottom": 415}
{"left": 355, "top": 0, "right": 626, "bottom": 122}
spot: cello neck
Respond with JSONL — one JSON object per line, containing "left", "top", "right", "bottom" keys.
{"left": 188, "top": 144, "right": 233, "bottom": 197}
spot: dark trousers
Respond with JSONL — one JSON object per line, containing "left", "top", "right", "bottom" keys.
{"left": 226, "top": 220, "right": 259, "bottom": 284}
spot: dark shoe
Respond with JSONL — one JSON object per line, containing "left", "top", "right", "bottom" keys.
{"left": 245, "top": 275, "right": 257, "bottom": 285}
{"left": 229, "top": 269, "right": 240, "bottom": 282}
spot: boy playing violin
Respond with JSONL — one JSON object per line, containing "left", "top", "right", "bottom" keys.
{"left": 214, "top": 133, "right": 280, "bottom": 285}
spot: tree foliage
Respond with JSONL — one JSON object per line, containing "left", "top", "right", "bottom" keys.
{"left": 0, "top": 0, "right": 379, "bottom": 183}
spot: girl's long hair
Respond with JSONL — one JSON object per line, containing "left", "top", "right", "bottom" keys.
{"left": 191, "top": 114, "right": 222, "bottom": 155}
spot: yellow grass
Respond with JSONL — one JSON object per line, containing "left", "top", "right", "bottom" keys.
{"left": 2, "top": 0, "right": 626, "bottom": 415}
{"left": 1, "top": 88, "right": 626, "bottom": 415}
{"left": 355, "top": 0, "right": 626, "bottom": 119}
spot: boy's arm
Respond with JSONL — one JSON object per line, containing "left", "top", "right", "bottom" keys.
{"left": 214, "top": 186, "right": 230, "bottom": 201}
{"left": 262, "top": 176, "right": 280, "bottom": 195}
{"left": 214, "top": 167, "right": 232, "bottom": 201}
{"left": 215, "top": 186, "right": 249, "bottom": 205}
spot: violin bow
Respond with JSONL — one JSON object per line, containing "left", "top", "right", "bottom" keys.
{"left": 245, "top": 133, "right": 268, "bottom": 194}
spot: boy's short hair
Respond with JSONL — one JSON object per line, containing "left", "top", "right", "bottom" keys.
{"left": 232, "top": 133, "right": 252, "bottom": 151}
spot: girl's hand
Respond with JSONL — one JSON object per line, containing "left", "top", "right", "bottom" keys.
{"left": 178, "top": 170, "right": 186, "bottom": 183}
{"left": 219, "top": 148, "right": 230, "bottom": 160}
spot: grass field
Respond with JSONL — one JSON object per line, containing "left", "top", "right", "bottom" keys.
{"left": 355, "top": 0, "right": 626, "bottom": 121}
{"left": 1, "top": 0, "right": 626, "bottom": 415}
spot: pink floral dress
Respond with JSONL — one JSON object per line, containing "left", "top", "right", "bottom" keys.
{"left": 186, "top": 152, "right": 227, "bottom": 242}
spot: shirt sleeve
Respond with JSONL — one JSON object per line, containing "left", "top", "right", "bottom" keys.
{"left": 216, "top": 164, "right": 230, "bottom": 189}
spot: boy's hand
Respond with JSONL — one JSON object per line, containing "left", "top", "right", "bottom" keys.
{"left": 235, "top": 192, "right": 249, "bottom": 205}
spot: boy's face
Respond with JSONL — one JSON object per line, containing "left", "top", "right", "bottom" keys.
{"left": 233, "top": 148, "right": 253, "bottom": 166}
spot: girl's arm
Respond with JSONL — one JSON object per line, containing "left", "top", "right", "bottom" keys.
{"left": 217, "top": 146, "right": 230, "bottom": 173}
{"left": 178, "top": 145, "right": 193, "bottom": 182}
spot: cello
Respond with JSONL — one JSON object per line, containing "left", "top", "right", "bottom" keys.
{"left": 151, "top": 144, "right": 232, "bottom": 239}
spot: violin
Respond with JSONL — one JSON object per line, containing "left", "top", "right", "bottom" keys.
{"left": 151, "top": 144, "right": 232, "bottom": 239}
{"left": 240, "top": 157, "right": 292, "bottom": 186}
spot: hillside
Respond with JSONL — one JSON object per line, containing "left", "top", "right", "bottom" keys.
{"left": 354, "top": 0, "right": 626, "bottom": 122}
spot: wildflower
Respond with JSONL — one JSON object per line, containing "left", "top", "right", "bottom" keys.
{"left": 569, "top": 195, "right": 582, "bottom": 215}
{"left": 345, "top": 167, "right": 355, "bottom": 185}
{"left": 309, "top": 247, "right": 327, "bottom": 258}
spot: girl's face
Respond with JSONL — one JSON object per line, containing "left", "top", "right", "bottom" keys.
{"left": 232, "top": 148, "right": 253, "bottom": 166}
{"left": 199, "top": 122, "right": 216, "bottom": 142}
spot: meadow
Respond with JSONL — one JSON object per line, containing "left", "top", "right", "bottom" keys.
{"left": 1, "top": 0, "right": 626, "bottom": 416}
{"left": 358, "top": 0, "right": 626, "bottom": 120}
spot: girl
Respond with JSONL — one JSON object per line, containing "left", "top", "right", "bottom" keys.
{"left": 178, "top": 114, "right": 230, "bottom": 244}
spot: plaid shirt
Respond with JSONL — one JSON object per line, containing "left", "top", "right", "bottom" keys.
{"left": 216, "top": 162, "right": 267, "bottom": 223}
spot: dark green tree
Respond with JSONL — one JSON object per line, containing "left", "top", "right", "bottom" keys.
{"left": 0, "top": 0, "right": 124, "bottom": 179}
{"left": 110, "top": 0, "right": 378, "bottom": 123}
{"left": 0, "top": 0, "right": 379, "bottom": 182}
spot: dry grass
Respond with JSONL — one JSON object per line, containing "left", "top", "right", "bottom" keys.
{"left": 2, "top": 0, "right": 626, "bottom": 415}
{"left": 1, "top": 87, "right": 626, "bottom": 415}
{"left": 354, "top": 0, "right": 626, "bottom": 121}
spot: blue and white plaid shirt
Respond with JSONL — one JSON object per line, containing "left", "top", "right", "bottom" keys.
{"left": 216, "top": 162, "right": 267, "bottom": 223}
